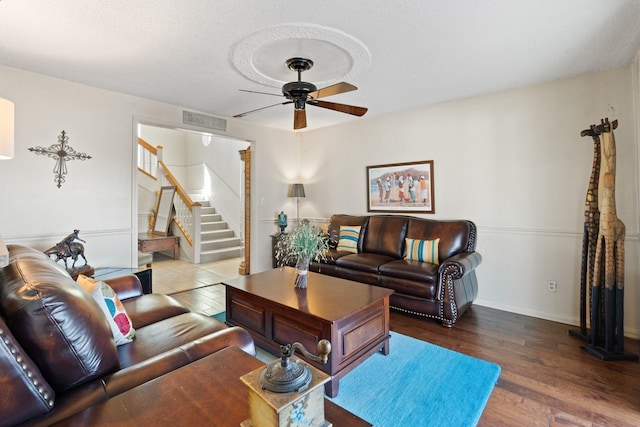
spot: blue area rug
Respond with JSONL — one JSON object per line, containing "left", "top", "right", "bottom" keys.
{"left": 211, "top": 311, "right": 227, "bottom": 323}
{"left": 212, "top": 312, "right": 500, "bottom": 426}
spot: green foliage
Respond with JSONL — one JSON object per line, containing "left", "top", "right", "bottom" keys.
{"left": 275, "top": 221, "right": 329, "bottom": 267}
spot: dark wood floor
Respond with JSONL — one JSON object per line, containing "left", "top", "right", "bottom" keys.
{"left": 169, "top": 279, "right": 640, "bottom": 426}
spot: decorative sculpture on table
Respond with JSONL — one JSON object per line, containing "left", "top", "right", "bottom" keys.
{"left": 576, "top": 118, "right": 637, "bottom": 361}
{"left": 277, "top": 211, "right": 288, "bottom": 233}
{"left": 240, "top": 340, "right": 332, "bottom": 427}
{"left": 28, "top": 130, "right": 92, "bottom": 188}
{"left": 44, "top": 229, "right": 92, "bottom": 279}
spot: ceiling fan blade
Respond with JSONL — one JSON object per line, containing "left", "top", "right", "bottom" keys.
{"left": 308, "top": 82, "right": 357, "bottom": 100}
{"left": 309, "top": 100, "right": 368, "bottom": 117}
{"left": 239, "top": 89, "right": 283, "bottom": 97}
{"left": 234, "top": 101, "right": 293, "bottom": 118}
{"left": 294, "top": 109, "right": 307, "bottom": 130}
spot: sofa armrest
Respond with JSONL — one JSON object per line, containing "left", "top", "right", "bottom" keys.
{"left": 103, "top": 274, "right": 144, "bottom": 301}
{"left": 103, "top": 327, "right": 255, "bottom": 398}
{"left": 0, "top": 318, "right": 56, "bottom": 426}
{"left": 439, "top": 251, "right": 482, "bottom": 279}
{"left": 17, "top": 328, "right": 255, "bottom": 427}
{"left": 437, "top": 251, "right": 482, "bottom": 326}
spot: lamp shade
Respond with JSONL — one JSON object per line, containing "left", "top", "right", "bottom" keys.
{"left": 288, "top": 183, "right": 306, "bottom": 198}
{"left": 0, "top": 98, "right": 14, "bottom": 160}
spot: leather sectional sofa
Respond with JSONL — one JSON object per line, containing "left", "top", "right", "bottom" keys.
{"left": 310, "top": 214, "right": 482, "bottom": 327}
{"left": 0, "top": 244, "right": 255, "bottom": 427}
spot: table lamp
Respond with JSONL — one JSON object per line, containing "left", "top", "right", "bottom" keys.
{"left": 0, "top": 97, "right": 14, "bottom": 160}
{"left": 288, "top": 183, "right": 305, "bottom": 224}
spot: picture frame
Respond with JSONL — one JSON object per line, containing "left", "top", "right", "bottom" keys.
{"left": 367, "top": 160, "right": 435, "bottom": 213}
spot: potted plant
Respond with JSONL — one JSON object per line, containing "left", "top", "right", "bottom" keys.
{"left": 274, "top": 221, "right": 329, "bottom": 288}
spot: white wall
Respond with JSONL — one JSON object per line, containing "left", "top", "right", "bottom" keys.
{"left": 3, "top": 61, "right": 638, "bottom": 338}
{"left": 0, "top": 64, "right": 298, "bottom": 272}
{"left": 299, "top": 66, "right": 640, "bottom": 337}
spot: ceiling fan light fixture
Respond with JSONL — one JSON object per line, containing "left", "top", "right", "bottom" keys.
{"left": 294, "top": 98, "right": 306, "bottom": 110}
{"left": 286, "top": 57, "right": 314, "bottom": 73}
{"left": 235, "top": 56, "right": 368, "bottom": 130}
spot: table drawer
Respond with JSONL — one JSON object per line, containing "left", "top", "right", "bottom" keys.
{"left": 272, "top": 312, "right": 324, "bottom": 352}
{"left": 229, "top": 298, "right": 266, "bottom": 335}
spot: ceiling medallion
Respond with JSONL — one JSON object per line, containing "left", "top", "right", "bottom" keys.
{"left": 231, "top": 24, "right": 371, "bottom": 89}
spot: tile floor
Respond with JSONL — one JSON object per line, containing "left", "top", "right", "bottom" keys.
{"left": 150, "top": 252, "right": 242, "bottom": 316}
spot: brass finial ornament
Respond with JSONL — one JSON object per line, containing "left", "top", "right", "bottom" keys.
{"left": 261, "top": 340, "right": 331, "bottom": 393}
{"left": 241, "top": 340, "right": 333, "bottom": 427}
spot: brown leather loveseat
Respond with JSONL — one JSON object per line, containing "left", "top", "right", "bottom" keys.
{"left": 0, "top": 244, "right": 255, "bottom": 427}
{"left": 310, "top": 214, "right": 482, "bottom": 327}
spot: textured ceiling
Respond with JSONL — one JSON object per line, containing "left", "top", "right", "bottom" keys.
{"left": 1, "top": 1, "right": 639, "bottom": 132}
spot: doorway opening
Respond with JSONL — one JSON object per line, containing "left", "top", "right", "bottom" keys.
{"left": 135, "top": 122, "right": 251, "bottom": 273}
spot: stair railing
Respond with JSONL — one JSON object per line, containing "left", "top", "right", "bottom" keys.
{"left": 137, "top": 138, "right": 159, "bottom": 179}
{"left": 158, "top": 161, "right": 202, "bottom": 263}
{"left": 138, "top": 138, "right": 201, "bottom": 263}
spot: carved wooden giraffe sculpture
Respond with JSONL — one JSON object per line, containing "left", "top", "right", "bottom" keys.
{"left": 571, "top": 125, "right": 601, "bottom": 340}
{"left": 585, "top": 118, "right": 636, "bottom": 360}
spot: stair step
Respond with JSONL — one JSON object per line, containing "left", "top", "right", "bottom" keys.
{"left": 200, "top": 246, "right": 243, "bottom": 263}
{"left": 201, "top": 229, "right": 235, "bottom": 240}
{"left": 201, "top": 221, "right": 228, "bottom": 231}
{"left": 200, "top": 206, "right": 216, "bottom": 215}
{"left": 200, "top": 221, "right": 229, "bottom": 231}
{"left": 201, "top": 237, "right": 242, "bottom": 252}
{"left": 180, "top": 196, "right": 241, "bottom": 263}
{"left": 201, "top": 213, "right": 222, "bottom": 222}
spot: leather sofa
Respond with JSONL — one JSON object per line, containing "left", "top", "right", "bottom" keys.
{"left": 310, "top": 214, "right": 482, "bottom": 327}
{"left": 0, "top": 244, "right": 255, "bottom": 427}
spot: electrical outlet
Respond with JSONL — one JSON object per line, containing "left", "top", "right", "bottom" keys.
{"left": 547, "top": 280, "right": 557, "bottom": 292}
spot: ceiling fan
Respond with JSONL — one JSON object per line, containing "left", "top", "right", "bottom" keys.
{"left": 234, "top": 57, "right": 368, "bottom": 130}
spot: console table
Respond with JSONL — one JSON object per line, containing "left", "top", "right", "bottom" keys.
{"left": 138, "top": 233, "right": 179, "bottom": 260}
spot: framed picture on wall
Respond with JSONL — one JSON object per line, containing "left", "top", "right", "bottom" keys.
{"left": 367, "top": 160, "right": 435, "bottom": 213}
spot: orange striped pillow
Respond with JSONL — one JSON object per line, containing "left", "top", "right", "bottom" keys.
{"left": 405, "top": 238, "right": 439, "bottom": 265}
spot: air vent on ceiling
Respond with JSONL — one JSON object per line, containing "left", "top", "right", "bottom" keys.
{"left": 183, "top": 111, "right": 227, "bottom": 132}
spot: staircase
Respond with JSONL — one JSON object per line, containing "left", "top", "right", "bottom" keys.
{"left": 197, "top": 200, "right": 243, "bottom": 263}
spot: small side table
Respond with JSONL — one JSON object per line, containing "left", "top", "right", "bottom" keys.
{"left": 138, "top": 233, "right": 179, "bottom": 260}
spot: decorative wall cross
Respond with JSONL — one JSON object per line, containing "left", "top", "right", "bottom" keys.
{"left": 28, "top": 130, "right": 92, "bottom": 188}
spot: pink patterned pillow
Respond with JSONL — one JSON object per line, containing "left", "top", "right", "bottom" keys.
{"left": 76, "top": 275, "right": 135, "bottom": 345}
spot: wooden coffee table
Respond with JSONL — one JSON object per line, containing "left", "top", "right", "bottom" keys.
{"left": 223, "top": 267, "right": 394, "bottom": 397}
{"left": 55, "top": 346, "right": 370, "bottom": 426}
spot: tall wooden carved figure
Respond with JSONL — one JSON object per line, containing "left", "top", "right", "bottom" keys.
{"left": 570, "top": 125, "right": 600, "bottom": 341}
{"left": 584, "top": 118, "right": 637, "bottom": 361}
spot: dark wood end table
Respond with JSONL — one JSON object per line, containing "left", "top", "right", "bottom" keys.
{"left": 55, "top": 346, "right": 371, "bottom": 426}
